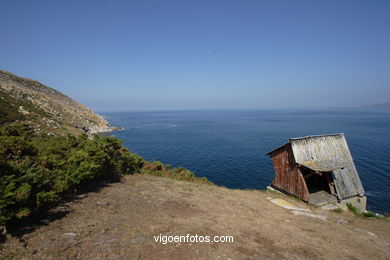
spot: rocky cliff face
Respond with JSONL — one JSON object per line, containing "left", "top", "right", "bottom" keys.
{"left": 0, "top": 70, "right": 115, "bottom": 135}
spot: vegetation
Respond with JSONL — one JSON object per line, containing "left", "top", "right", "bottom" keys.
{"left": 361, "top": 211, "right": 379, "bottom": 218}
{"left": 0, "top": 90, "right": 55, "bottom": 125}
{"left": 0, "top": 124, "right": 144, "bottom": 226}
{"left": 346, "top": 203, "right": 378, "bottom": 218}
{"left": 346, "top": 203, "right": 360, "bottom": 216}
{"left": 331, "top": 208, "right": 344, "bottom": 214}
{"left": 0, "top": 91, "right": 27, "bottom": 125}
{"left": 0, "top": 90, "right": 80, "bottom": 136}
{"left": 141, "top": 160, "right": 212, "bottom": 184}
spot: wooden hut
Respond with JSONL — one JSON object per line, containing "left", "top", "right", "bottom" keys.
{"left": 266, "top": 134, "right": 366, "bottom": 211}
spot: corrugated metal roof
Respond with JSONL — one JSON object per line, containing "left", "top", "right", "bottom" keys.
{"left": 290, "top": 134, "right": 364, "bottom": 199}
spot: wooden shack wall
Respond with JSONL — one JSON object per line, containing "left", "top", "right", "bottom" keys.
{"left": 271, "top": 145, "right": 309, "bottom": 201}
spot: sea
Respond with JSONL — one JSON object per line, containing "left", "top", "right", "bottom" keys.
{"left": 102, "top": 108, "right": 390, "bottom": 214}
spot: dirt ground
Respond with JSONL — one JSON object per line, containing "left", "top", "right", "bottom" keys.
{"left": 1, "top": 174, "right": 389, "bottom": 259}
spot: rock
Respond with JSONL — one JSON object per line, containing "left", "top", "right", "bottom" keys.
{"left": 266, "top": 186, "right": 282, "bottom": 194}
{"left": 1, "top": 225, "right": 7, "bottom": 235}
{"left": 270, "top": 198, "right": 311, "bottom": 212}
{"left": 291, "top": 211, "right": 327, "bottom": 221}
{"left": 355, "top": 228, "right": 377, "bottom": 238}
{"left": 18, "top": 106, "right": 30, "bottom": 115}
{"left": 337, "top": 219, "right": 348, "bottom": 224}
{"left": 321, "top": 204, "right": 340, "bottom": 211}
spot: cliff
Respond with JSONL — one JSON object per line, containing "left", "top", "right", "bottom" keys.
{"left": 0, "top": 70, "right": 115, "bottom": 135}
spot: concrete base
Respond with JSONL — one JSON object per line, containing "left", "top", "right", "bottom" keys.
{"left": 266, "top": 186, "right": 367, "bottom": 213}
{"left": 308, "top": 191, "right": 337, "bottom": 206}
{"left": 266, "top": 186, "right": 283, "bottom": 194}
{"left": 338, "top": 196, "right": 367, "bottom": 213}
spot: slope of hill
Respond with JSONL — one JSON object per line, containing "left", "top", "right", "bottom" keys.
{"left": 0, "top": 70, "right": 115, "bottom": 135}
{"left": 1, "top": 174, "right": 389, "bottom": 259}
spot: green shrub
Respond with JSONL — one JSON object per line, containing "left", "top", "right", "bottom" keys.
{"left": 331, "top": 208, "right": 343, "bottom": 214}
{"left": 0, "top": 124, "right": 144, "bottom": 225}
{"left": 362, "top": 211, "right": 378, "bottom": 218}
{"left": 36, "top": 191, "right": 59, "bottom": 210}
{"left": 141, "top": 162, "right": 212, "bottom": 184}
{"left": 145, "top": 161, "right": 165, "bottom": 171}
{"left": 117, "top": 148, "right": 144, "bottom": 174}
{"left": 15, "top": 207, "right": 31, "bottom": 219}
{"left": 346, "top": 203, "right": 360, "bottom": 216}
{"left": 346, "top": 203, "right": 378, "bottom": 218}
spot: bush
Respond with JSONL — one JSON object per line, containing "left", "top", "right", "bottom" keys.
{"left": 331, "top": 208, "right": 343, "bottom": 214}
{"left": 36, "top": 191, "right": 59, "bottom": 210}
{"left": 141, "top": 161, "right": 212, "bottom": 184}
{"left": 0, "top": 124, "right": 143, "bottom": 225}
{"left": 346, "top": 203, "right": 378, "bottom": 218}
{"left": 346, "top": 203, "right": 360, "bottom": 216}
{"left": 362, "top": 211, "right": 378, "bottom": 218}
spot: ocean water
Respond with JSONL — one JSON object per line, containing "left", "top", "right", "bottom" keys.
{"left": 103, "top": 109, "right": 390, "bottom": 214}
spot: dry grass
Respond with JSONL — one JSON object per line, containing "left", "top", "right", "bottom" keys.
{"left": 1, "top": 174, "right": 389, "bottom": 259}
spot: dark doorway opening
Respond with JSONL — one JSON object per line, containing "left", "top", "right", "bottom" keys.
{"left": 305, "top": 172, "right": 331, "bottom": 194}
{"left": 301, "top": 169, "right": 336, "bottom": 205}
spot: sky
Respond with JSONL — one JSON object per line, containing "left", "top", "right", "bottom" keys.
{"left": 1, "top": 0, "right": 389, "bottom": 111}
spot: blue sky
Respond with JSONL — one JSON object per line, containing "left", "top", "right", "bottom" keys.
{"left": 1, "top": 0, "right": 389, "bottom": 111}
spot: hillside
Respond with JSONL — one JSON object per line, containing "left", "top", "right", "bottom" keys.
{"left": 0, "top": 70, "right": 115, "bottom": 135}
{"left": 1, "top": 174, "right": 389, "bottom": 259}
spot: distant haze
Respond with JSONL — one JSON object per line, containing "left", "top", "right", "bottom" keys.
{"left": 1, "top": 0, "right": 389, "bottom": 111}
